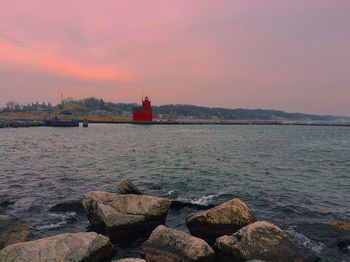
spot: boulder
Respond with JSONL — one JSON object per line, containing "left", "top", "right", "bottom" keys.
{"left": 186, "top": 198, "right": 256, "bottom": 240}
{"left": 117, "top": 179, "right": 143, "bottom": 195}
{"left": 327, "top": 220, "right": 350, "bottom": 231}
{"left": 0, "top": 232, "right": 113, "bottom": 261}
{"left": 170, "top": 200, "right": 215, "bottom": 210}
{"left": 82, "top": 191, "right": 171, "bottom": 237}
{"left": 113, "top": 259, "right": 146, "bottom": 262}
{"left": 49, "top": 199, "right": 85, "bottom": 213}
{"left": 214, "top": 221, "right": 306, "bottom": 262}
{"left": 0, "top": 213, "right": 29, "bottom": 250}
{"left": 140, "top": 225, "right": 215, "bottom": 262}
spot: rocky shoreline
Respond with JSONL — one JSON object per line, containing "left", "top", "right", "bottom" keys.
{"left": 0, "top": 179, "right": 349, "bottom": 261}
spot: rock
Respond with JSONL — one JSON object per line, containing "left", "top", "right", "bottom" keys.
{"left": 83, "top": 191, "right": 171, "bottom": 237}
{"left": 170, "top": 200, "right": 215, "bottom": 210}
{"left": 214, "top": 221, "right": 306, "bottom": 262}
{"left": 49, "top": 199, "right": 85, "bottom": 213}
{"left": 0, "top": 232, "right": 113, "bottom": 261}
{"left": 113, "top": 259, "right": 146, "bottom": 262}
{"left": 186, "top": 198, "right": 256, "bottom": 240}
{"left": 337, "top": 236, "right": 350, "bottom": 252}
{"left": 0, "top": 213, "right": 29, "bottom": 250}
{"left": 117, "top": 179, "right": 143, "bottom": 195}
{"left": 140, "top": 225, "right": 215, "bottom": 262}
{"left": 327, "top": 220, "right": 350, "bottom": 231}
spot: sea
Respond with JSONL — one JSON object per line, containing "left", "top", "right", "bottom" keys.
{"left": 0, "top": 124, "right": 349, "bottom": 261}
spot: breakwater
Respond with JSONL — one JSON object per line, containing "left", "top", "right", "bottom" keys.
{"left": 0, "top": 121, "right": 45, "bottom": 128}
{"left": 1, "top": 119, "right": 350, "bottom": 128}
{"left": 88, "top": 119, "right": 350, "bottom": 127}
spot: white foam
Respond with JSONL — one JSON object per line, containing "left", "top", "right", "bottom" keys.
{"left": 285, "top": 226, "right": 325, "bottom": 254}
{"left": 167, "top": 190, "right": 177, "bottom": 197}
{"left": 190, "top": 194, "right": 219, "bottom": 205}
{"left": 35, "top": 212, "right": 77, "bottom": 231}
{"left": 35, "top": 221, "right": 67, "bottom": 230}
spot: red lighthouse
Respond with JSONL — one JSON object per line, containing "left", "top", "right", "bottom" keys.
{"left": 132, "top": 96, "right": 153, "bottom": 122}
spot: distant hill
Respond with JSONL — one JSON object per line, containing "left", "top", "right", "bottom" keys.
{"left": 153, "top": 104, "right": 350, "bottom": 121}
{"left": 1, "top": 97, "right": 349, "bottom": 122}
{"left": 65, "top": 98, "right": 349, "bottom": 122}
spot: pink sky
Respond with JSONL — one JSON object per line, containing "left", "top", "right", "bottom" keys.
{"left": 0, "top": 0, "right": 349, "bottom": 115}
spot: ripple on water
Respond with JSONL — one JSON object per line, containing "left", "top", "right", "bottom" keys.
{"left": 0, "top": 124, "right": 349, "bottom": 261}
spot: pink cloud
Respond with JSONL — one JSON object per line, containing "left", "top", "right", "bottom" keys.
{"left": 0, "top": 1, "right": 350, "bottom": 115}
{"left": 0, "top": 41, "right": 132, "bottom": 81}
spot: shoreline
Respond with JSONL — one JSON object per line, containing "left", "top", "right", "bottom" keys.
{"left": 1, "top": 119, "right": 350, "bottom": 128}
{"left": 1, "top": 180, "right": 349, "bottom": 261}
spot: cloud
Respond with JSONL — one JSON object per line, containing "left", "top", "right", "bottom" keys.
{"left": 0, "top": 1, "right": 350, "bottom": 115}
{"left": 0, "top": 41, "right": 132, "bottom": 82}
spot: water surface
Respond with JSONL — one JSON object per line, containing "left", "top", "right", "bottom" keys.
{"left": 0, "top": 124, "right": 349, "bottom": 260}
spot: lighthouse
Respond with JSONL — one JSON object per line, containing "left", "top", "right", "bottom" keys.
{"left": 132, "top": 96, "right": 153, "bottom": 122}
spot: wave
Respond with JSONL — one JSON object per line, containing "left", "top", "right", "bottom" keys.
{"left": 167, "top": 190, "right": 178, "bottom": 198}
{"left": 34, "top": 212, "right": 78, "bottom": 231}
{"left": 285, "top": 225, "right": 325, "bottom": 254}
{"left": 35, "top": 221, "right": 68, "bottom": 230}
{"left": 190, "top": 194, "right": 220, "bottom": 205}
{"left": 173, "top": 194, "right": 221, "bottom": 206}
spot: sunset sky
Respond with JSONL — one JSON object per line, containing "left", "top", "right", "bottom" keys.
{"left": 0, "top": 1, "right": 349, "bottom": 115}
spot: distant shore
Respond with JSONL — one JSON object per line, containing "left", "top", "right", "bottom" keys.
{"left": 89, "top": 120, "right": 350, "bottom": 127}
{"left": 1, "top": 119, "right": 350, "bottom": 128}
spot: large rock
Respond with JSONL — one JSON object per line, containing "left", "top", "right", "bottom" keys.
{"left": 0, "top": 232, "right": 113, "bottom": 261}
{"left": 49, "top": 199, "right": 85, "bottom": 213}
{"left": 327, "top": 220, "right": 350, "bottom": 231}
{"left": 113, "top": 259, "right": 146, "bottom": 262}
{"left": 0, "top": 213, "right": 29, "bottom": 250}
{"left": 140, "top": 225, "right": 215, "bottom": 262}
{"left": 117, "top": 179, "right": 143, "bottom": 195}
{"left": 186, "top": 198, "right": 256, "bottom": 240}
{"left": 83, "top": 191, "right": 171, "bottom": 237}
{"left": 214, "top": 221, "right": 305, "bottom": 262}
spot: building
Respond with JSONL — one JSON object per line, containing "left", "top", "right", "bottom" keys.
{"left": 132, "top": 96, "right": 153, "bottom": 121}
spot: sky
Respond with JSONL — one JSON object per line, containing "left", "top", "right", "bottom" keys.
{"left": 0, "top": 1, "right": 349, "bottom": 115}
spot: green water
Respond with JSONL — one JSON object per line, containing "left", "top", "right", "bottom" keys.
{"left": 0, "top": 124, "right": 349, "bottom": 260}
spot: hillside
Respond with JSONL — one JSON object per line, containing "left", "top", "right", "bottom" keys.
{"left": 67, "top": 98, "right": 349, "bottom": 121}
{"left": 1, "top": 97, "right": 349, "bottom": 122}
{"left": 154, "top": 104, "right": 350, "bottom": 121}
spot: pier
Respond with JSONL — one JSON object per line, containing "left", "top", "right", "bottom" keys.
{"left": 86, "top": 120, "right": 350, "bottom": 127}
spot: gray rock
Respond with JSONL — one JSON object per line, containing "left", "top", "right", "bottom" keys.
{"left": 0, "top": 213, "right": 29, "bottom": 250}
{"left": 82, "top": 191, "right": 171, "bottom": 237}
{"left": 140, "top": 225, "right": 215, "bottom": 262}
{"left": 117, "top": 179, "right": 143, "bottom": 195}
{"left": 113, "top": 259, "right": 146, "bottom": 262}
{"left": 186, "top": 198, "right": 256, "bottom": 240}
{"left": 49, "top": 199, "right": 85, "bottom": 213}
{"left": 0, "top": 232, "right": 113, "bottom": 261}
{"left": 214, "top": 221, "right": 306, "bottom": 262}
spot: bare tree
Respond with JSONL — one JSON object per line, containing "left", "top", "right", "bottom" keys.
{"left": 5, "top": 101, "right": 16, "bottom": 111}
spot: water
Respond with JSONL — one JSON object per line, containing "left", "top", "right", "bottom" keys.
{"left": 0, "top": 124, "right": 349, "bottom": 261}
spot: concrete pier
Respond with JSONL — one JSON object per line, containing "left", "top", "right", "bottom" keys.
{"left": 86, "top": 120, "right": 350, "bottom": 127}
